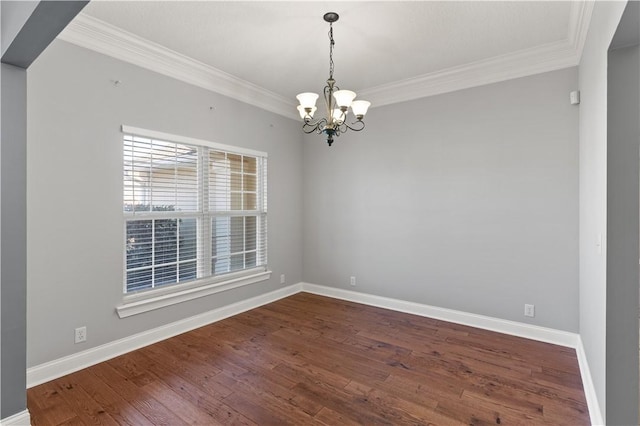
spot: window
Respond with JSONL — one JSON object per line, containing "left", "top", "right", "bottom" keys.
{"left": 122, "top": 126, "right": 267, "bottom": 299}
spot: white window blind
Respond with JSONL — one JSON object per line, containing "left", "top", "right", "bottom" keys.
{"left": 123, "top": 131, "right": 267, "bottom": 294}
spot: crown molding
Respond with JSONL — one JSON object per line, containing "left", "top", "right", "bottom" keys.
{"left": 58, "top": 2, "right": 594, "bottom": 115}
{"left": 568, "top": 0, "right": 595, "bottom": 64}
{"left": 360, "top": 0, "right": 595, "bottom": 107}
{"left": 57, "top": 13, "right": 297, "bottom": 119}
{"left": 358, "top": 40, "right": 578, "bottom": 107}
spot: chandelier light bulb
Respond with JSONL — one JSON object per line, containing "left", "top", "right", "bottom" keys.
{"left": 296, "top": 92, "right": 319, "bottom": 109}
{"left": 333, "top": 90, "right": 356, "bottom": 109}
{"left": 351, "top": 100, "right": 371, "bottom": 119}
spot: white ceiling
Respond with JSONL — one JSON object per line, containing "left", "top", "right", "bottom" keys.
{"left": 60, "top": 1, "right": 593, "bottom": 118}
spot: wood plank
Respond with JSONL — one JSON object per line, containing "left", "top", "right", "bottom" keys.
{"left": 55, "top": 416, "right": 85, "bottom": 426}
{"left": 291, "top": 377, "right": 394, "bottom": 425}
{"left": 90, "top": 362, "right": 187, "bottom": 425}
{"left": 71, "top": 369, "right": 153, "bottom": 426}
{"left": 139, "top": 342, "right": 235, "bottom": 400}
{"left": 27, "top": 381, "right": 77, "bottom": 426}
{"left": 344, "top": 380, "right": 439, "bottom": 421}
{"left": 27, "top": 292, "right": 591, "bottom": 425}
{"left": 233, "top": 369, "right": 324, "bottom": 416}
{"left": 313, "top": 406, "right": 363, "bottom": 426}
{"left": 382, "top": 372, "right": 463, "bottom": 407}
{"left": 49, "top": 376, "right": 120, "bottom": 426}
{"left": 116, "top": 346, "right": 255, "bottom": 425}
{"left": 140, "top": 377, "right": 226, "bottom": 425}
{"left": 218, "top": 371, "right": 318, "bottom": 425}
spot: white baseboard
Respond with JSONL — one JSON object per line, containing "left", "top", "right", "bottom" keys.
{"left": 27, "top": 283, "right": 302, "bottom": 388}
{"left": 575, "top": 336, "right": 604, "bottom": 425}
{"left": 301, "top": 283, "right": 579, "bottom": 348}
{"left": 27, "top": 281, "right": 599, "bottom": 425}
{"left": 0, "top": 410, "right": 30, "bottom": 426}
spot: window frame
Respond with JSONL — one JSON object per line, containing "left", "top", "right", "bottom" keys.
{"left": 117, "top": 125, "right": 270, "bottom": 318}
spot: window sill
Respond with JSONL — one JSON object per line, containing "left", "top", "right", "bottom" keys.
{"left": 116, "top": 269, "right": 272, "bottom": 318}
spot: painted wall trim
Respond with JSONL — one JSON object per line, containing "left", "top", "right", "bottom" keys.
{"left": 56, "top": 13, "right": 295, "bottom": 119}
{"left": 576, "top": 335, "right": 604, "bottom": 425}
{"left": 360, "top": 40, "right": 577, "bottom": 107}
{"left": 57, "top": 2, "right": 593, "bottom": 114}
{"left": 301, "top": 283, "right": 579, "bottom": 348}
{"left": 0, "top": 410, "right": 31, "bottom": 426}
{"left": 116, "top": 270, "right": 272, "bottom": 318}
{"left": 567, "top": 0, "right": 595, "bottom": 65}
{"left": 362, "top": 1, "right": 593, "bottom": 107}
{"left": 27, "top": 284, "right": 301, "bottom": 388}
{"left": 27, "top": 282, "right": 598, "bottom": 423}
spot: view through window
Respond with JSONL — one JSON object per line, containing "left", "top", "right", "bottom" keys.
{"left": 123, "top": 132, "right": 267, "bottom": 293}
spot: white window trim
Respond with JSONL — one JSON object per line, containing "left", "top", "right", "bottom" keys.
{"left": 119, "top": 125, "right": 270, "bottom": 318}
{"left": 116, "top": 269, "right": 271, "bottom": 318}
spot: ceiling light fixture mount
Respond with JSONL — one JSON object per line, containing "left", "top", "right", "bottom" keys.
{"left": 296, "top": 12, "right": 371, "bottom": 146}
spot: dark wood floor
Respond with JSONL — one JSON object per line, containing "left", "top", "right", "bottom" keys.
{"left": 27, "top": 292, "right": 590, "bottom": 425}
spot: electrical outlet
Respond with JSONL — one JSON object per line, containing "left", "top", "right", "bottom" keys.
{"left": 280, "top": 274, "right": 286, "bottom": 284}
{"left": 74, "top": 326, "right": 87, "bottom": 344}
{"left": 350, "top": 276, "right": 356, "bottom": 286}
{"left": 524, "top": 304, "right": 535, "bottom": 318}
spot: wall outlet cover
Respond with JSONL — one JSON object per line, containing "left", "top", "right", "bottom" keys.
{"left": 74, "top": 326, "right": 87, "bottom": 343}
{"left": 524, "top": 304, "right": 535, "bottom": 318}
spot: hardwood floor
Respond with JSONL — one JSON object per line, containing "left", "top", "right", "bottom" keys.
{"left": 27, "top": 293, "right": 590, "bottom": 425}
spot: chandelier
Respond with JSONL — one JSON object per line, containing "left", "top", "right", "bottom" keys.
{"left": 296, "top": 12, "right": 371, "bottom": 146}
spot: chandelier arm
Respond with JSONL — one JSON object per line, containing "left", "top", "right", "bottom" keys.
{"left": 343, "top": 120, "right": 366, "bottom": 132}
{"left": 302, "top": 117, "right": 322, "bottom": 128}
{"left": 302, "top": 118, "right": 327, "bottom": 134}
{"left": 302, "top": 125, "right": 319, "bottom": 134}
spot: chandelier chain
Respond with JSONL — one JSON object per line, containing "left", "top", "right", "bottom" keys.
{"left": 328, "top": 23, "right": 335, "bottom": 80}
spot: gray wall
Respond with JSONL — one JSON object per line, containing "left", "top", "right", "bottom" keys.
{"left": 606, "top": 42, "right": 639, "bottom": 426}
{"left": 0, "top": 62, "right": 27, "bottom": 420}
{"left": 303, "top": 68, "right": 579, "bottom": 332}
{"left": 578, "top": 1, "right": 628, "bottom": 419}
{"left": 2, "top": 0, "right": 86, "bottom": 418}
{"left": 26, "top": 40, "right": 303, "bottom": 367}
{"left": 0, "top": 1, "right": 38, "bottom": 56}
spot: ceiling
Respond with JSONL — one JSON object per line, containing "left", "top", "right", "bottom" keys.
{"left": 59, "top": 1, "right": 593, "bottom": 118}
{"left": 611, "top": 0, "right": 639, "bottom": 50}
